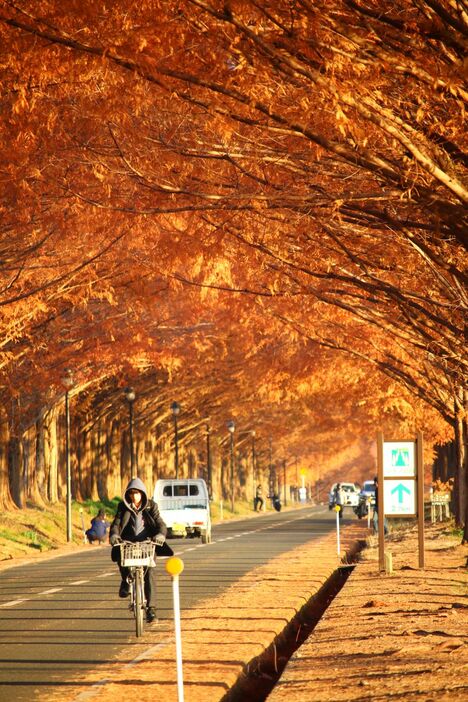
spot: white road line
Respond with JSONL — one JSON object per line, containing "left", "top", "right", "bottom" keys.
{"left": 38, "top": 587, "right": 63, "bottom": 595}
{"left": 0, "top": 599, "right": 28, "bottom": 607}
{"left": 74, "top": 680, "right": 111, "bottom": 701}
{"left": 96, "top": 572, "right": 114, "bottom": 578}
{"left": 69, "top": 580, "right": 89, "bottom": 585}
{"left": 125, "top": 639, "right": 173, "bottom": 667}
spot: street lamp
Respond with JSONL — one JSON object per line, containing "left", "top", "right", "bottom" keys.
{"left": 251, "top": 430, "right": 257, "bottom": 501}
{"left": 283, "top": 458, "right": 287, "bottom": 507}
{"left": 227, "top": 420, "right": 236, "bottom": 512}
{"left": 206, "top": 421, "right": 212, "bottom": 498}
{"left": 125, "top": 387, "right": 136, "bottom": 475}
{"left": 171, "top": 401, "right": 181, "bottom": 479}
{"left": 61, "top": 369, "right": 74, "bottom": 543}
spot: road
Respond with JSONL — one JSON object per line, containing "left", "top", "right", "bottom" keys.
{"left": 0, "top": 504, "right": 342, "bottom": 701}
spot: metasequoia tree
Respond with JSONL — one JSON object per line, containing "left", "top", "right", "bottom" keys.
{"left": 0, "top": 1, "right": 466, "bottom": 527}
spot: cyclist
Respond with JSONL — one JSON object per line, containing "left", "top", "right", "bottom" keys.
{"left": 109, "top": 477, "right": 172, "bottom": 623}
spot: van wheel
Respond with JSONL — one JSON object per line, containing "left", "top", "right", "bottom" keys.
{"left": 201, "top": 529, "right": 212, "bottom": 544}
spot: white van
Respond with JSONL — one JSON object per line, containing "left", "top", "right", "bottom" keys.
{"left": 153, "top": 478, "right": 212, "bottom": 543}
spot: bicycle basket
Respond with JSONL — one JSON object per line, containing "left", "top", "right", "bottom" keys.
{"left": 120, "top": 542, "right": 156, "bottom": 567}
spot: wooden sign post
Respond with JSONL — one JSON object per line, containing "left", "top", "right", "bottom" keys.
{"left": 377, "top": 432, "right": 424, "bottom": 571}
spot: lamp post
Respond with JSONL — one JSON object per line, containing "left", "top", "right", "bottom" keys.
{"left": 206, "top": 421, "right": 212, "bottom": 498}
{"left": 61, "top": 369, "right": 74, "bottom": 543}
{"left": 125, "top": 387, "right": 136, "bottom": 475}
{"left": 171, "top": 401, "right": 181, "bottom": 479}
{"left": 283, "top": 458, "right": 287, "bottom": 507}
{"left": 227, "top": 420, "right": 236, "bottom": 512}
{"left": 251, "top": 430, "right": 257, "bottom": 501}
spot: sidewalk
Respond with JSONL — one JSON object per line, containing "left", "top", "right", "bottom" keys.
{"left": 269, "top": 521, "right": 468, "bottom": 702}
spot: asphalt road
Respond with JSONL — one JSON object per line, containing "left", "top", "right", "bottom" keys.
{"left": 0, "top": 504, "right": 342, "bottom": 701}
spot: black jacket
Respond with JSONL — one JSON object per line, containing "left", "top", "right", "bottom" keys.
{"left": 110, "top": 477, "right": 173, "bottom": 557}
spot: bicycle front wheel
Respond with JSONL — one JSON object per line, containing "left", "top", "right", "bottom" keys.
{"left": 134, "top": 568, "right": 145, "bottom": 637}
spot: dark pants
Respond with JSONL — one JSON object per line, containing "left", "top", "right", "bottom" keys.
{"left": 86, "top": 531, "right": 106, "bottom": 544}
{"left": 254, "top": 497, "right": 264, "bottom": 511}
{"left": 119, "top": 564, "right": 157, "bottom": 608}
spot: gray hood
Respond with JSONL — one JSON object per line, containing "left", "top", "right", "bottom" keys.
{"left": 123, "top": 477, "right": 148, "bottom": 511}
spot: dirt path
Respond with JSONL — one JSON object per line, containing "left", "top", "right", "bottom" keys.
{"left": 269, "top": 522, "right": 468, "bottom": 702}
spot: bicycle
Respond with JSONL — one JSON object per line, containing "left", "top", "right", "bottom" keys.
{"left": 119, "top": 540, "right": 156, "bottom": 637}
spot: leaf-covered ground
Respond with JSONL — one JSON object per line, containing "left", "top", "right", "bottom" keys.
{"left": 269, "top": 523, "right": 468, "bottom": 702}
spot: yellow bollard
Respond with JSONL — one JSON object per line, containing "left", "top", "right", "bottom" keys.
{"left": 166, "top": 557, "right": 185, "bottom": 702}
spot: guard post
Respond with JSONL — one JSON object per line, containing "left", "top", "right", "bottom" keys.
{"left": 166, "top": 556, "right": 185, "bottom": 702}
{"left": 334, "top": 504, "right": 341, "bottom": 555}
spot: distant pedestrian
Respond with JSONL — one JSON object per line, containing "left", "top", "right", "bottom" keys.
{"left": 373, "top": 477, "right": 389, "bottom": 535}
{"left": 333, "top": 483, "right": 345, "bottom": 519}
{"left": 254, "top": 485, "right": 264, "bottom": 512}
{"left": 86, "top": 509, "right": 110, "bottom": 544}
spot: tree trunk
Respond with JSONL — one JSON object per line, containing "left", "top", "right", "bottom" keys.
{"left": 44, "top": 409, "right": 59, "bottom": 503}
{"left": 71, "top": 420, "right": 83, "bottom": 503}
{"left": 461, "top": 388, "right": 468, "bottom": 544}
{"left": 95, "top": 422, "right": 108, "bottom": 501}
{"left": 88, "top": 429, "right": 99, "bottom": 501}
{"left": 454, "top": 390, "right": 466, "bottom": 529}
{"left": 0, "top": 413, "right": 16, "bottom": 510}
{"left": 8, "top": 436, "right": 23, "bottom": 508}
{"left": 106, "top": 419, "right": 121, "bottom": 500}
{"left": 121, "top": 429, "right": 131, "bottom": 491}
{"left": 21, "top": 423, "right": 46, "bottom": 507}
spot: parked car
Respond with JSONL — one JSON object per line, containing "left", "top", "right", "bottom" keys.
{"left": 328, "top": 482, "right": 360, "bottom": 509}
{"left": 153, "top": 478, "right": 212, "bottom": 543}
{"left": 354, "top": 479, "right": 376, "bottom": 518}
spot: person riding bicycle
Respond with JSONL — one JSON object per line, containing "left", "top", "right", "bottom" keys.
{"left": 109, "top": 477, "right": 172, "bottom": 624}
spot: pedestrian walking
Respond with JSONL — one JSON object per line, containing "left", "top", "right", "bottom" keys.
{"left": 254, "top": 484, "right": 264, "bottom": 512}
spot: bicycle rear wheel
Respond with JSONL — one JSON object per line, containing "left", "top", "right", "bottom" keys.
{"left": 134, "top": 568, "right": 145, "bottom": 637}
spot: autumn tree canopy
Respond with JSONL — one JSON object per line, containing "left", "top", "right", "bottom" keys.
{"left": 0, "top": 1, "right": 466, "bottom": 515}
